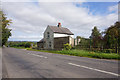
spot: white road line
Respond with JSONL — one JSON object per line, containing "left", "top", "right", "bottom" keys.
{"left": 68, "top": 63, "right": 119, "bottom": 77}
{"left": 28, "top": 53, "right": 47, "bottom": 59}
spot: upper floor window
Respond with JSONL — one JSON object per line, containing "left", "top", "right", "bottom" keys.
{"left": 47, "top": 32, "right": 50, "bottom": 38}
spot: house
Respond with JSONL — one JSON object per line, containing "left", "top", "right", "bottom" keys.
{"left": 37, "top": 23, "right": 78, "bottom": 50}
{"left": 74, "top": 36, "right": 81, "bottom": 46}
{"left": 37, "top": 39, "right": 45, "bottom": 49}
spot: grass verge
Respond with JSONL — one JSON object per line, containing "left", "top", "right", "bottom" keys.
{"left": 11, "top": 47, "right": 26, "bottom": 49}
{"left": 26, "top": 48, "right": 120, "bottom": 60}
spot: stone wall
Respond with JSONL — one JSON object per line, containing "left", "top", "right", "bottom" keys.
{"left": 37, "top": 42, "right": 44, "bottom": 49}
{"left": 44, "top": 26, "right": 54, "bottom": 49}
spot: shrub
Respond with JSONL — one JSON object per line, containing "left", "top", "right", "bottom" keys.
{"left": 64, "top": 43, "right": 72, "bottom": 50}
{"left": 25, "top": 42, "right": 31, "bottom": 48}
{"left": 103, "top": 49, "right": 116, "bottom": 53}
{"left": 32, "top": 46, "right": 37, "bottom": 49}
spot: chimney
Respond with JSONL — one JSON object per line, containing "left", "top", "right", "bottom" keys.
{"left": 58, "top": 23, "right": 61, "bottom": 27}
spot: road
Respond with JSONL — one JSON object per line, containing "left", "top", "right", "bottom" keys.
{"left": 2, "top": 48, "right": 119, "bottom": 78}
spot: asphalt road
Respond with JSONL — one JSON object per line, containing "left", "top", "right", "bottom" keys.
{"left": 2, "top": 48, "right": 119, "bottom": 78}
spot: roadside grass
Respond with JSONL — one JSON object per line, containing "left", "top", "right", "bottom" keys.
{"left": 11, "top": 47, "right": 26, "bottom": 49}
{"left": 26, "top": 48, "right": 58, "bottom": 53}
{"left": 26, "top": 48, "right": 120, "bottom": 60}
{"left": 58, "top": 50, "right": 120, "bottom": 59}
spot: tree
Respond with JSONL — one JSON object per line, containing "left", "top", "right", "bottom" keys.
{"left": 116, "top": 22, "right": 120, "bottom": 54}
{"left": 0, "top": 11, "right": 2, "bottom": 46}
{"left": 103, "top": 22, "right": 120, "bottom": 53}
{"left": 1, "top": 11, "right": 12, "bottom": 46}
{"left": 79, "top": 37, "right": 90, "bottom": 49}
{"left": 114, "top": 22, "right": 120, "bottom": 54}
{"left": 90, "top": 26, "right": 102, "bottom": 48}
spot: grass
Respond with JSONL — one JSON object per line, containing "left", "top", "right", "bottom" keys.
{"left": 26, "top": 48, "right": 120, "bottom": 60}
{"left": 58, "top": 50, "right": 120, "bottom": 59}
{"left": 12, "top": 46, "right": 26, "bottom": 49}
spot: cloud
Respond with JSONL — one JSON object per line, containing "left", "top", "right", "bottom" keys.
{"left": 2, "top": 0, "right": 36, "bottom": 2}
{"left": 37, "top": 0, "right": 87, "bottom": 2}
{"left": 2, "top": 0, "right": 87, "bottom": 2}
{"left": 85, "top": 0, "right": 118, "bottom": 2}
{"left": 108, "top": 4, "right": 118, "bottom": 12}
{"left": 2, "top": 2, "right": 118, "bottom": 41}
{"left": 2, "top": 0, "right": 119, "bottom": 2}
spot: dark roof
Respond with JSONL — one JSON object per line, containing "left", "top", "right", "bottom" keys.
{"left": 38, "top": 38, "right": 45, "bottom": 43}
{"left": 49, "top": 26, "right": 74, "bottom": 35}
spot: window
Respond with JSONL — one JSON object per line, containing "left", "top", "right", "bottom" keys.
{"left": 47, "top": 32, "right": 50, "bottom": 38}
{"left": 49, "top": 41, "right": 51, "bottom": 47}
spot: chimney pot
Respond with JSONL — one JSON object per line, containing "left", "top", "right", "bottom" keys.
{"left": 58, "top": 23, "right": 61, "bottom": 27}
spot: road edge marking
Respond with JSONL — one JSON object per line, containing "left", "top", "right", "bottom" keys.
{"left": 28, "top": 53, "right": 47, "bottom": 59}
{"left": 68, "top": 63, "right": 119, "bottom": 77}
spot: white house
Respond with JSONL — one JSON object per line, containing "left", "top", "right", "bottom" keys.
{"left": 37, "top": 23, "right": 78, "bottom": 50}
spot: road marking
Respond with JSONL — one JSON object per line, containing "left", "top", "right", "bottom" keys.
{"left": 28, "top": 53, "right": 47, "bottom": 59}
{"left": 68, "top": 63, "right": 119, "bottom": 77}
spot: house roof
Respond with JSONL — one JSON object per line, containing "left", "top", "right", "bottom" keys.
{"left": 38, "top": 38, "right": 45, "bottom": 43}
{"left": 49, "top": 26, "right": 74, "bottom": 35}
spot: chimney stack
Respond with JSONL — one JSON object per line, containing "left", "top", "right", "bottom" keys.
{"left": 58, "top": 23, "right": 61, "bottom": 27}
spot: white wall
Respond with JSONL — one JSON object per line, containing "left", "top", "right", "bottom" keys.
{"left": 54, "top": 33, "right": 74, "bottom": 38}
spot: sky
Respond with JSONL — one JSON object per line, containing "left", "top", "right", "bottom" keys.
{"left": 1, "top": 0, "right": 119, "bottom": 41}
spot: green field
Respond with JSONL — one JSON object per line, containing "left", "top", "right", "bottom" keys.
{"left": 26, "top": 48, "right": 120, "bottom": 60}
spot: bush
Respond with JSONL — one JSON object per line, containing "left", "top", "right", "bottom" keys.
{"left": 103, "top": 49, "right": 116, "bottom": 53}
{"left": 25, "top": 42, "right": 31, "bottom": 48}
{"left": 64, "top": 43, "right": 72, "bottom": 50}
{"left": 32, "top": 46, "right": 37, "bottom": 49}
{"left": 71, "top": 47, "right": 75, "bottom": 50}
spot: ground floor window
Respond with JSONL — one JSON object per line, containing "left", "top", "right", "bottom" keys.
{"left": 49, "top": 42, "right": 51, "bottom": 47}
